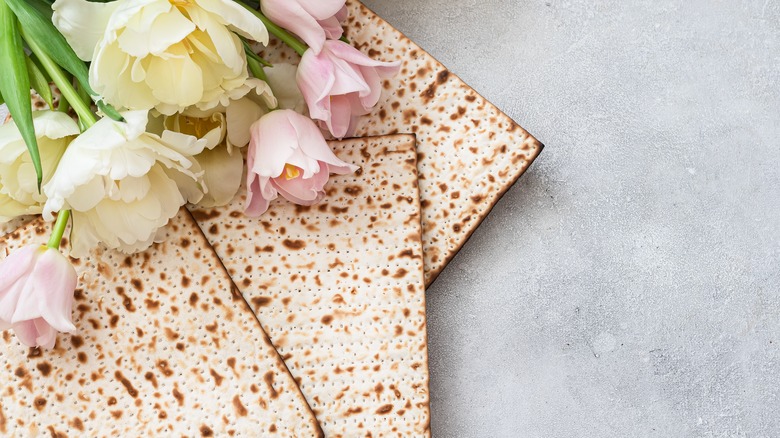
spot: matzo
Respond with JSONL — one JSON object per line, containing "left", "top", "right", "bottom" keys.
{"left": 190, "top": 135, "right": 430, "bottom": 437}
{"left": 255, "top": 0, "right": 543, "bottom": 285}
{"left": 0, "top": 210, "right": 321, "bottom": 437}
{"left": 1, "top": 217, "right": 32, "bottom": 237}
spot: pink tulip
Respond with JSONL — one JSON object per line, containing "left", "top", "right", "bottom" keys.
{"left": 245, "top": 109, "right": 358, "bottom": 216}
{"left": 262, "top": 0, "right": 347, "bottom": 54}
{"left": 297, "top": 40, "right": 401, "bottom": 139}
{"left": 0, "top": 245, "right": 77, "bottom": 349}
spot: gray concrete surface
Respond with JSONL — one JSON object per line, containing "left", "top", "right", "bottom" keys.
{"left": 360, "top": 0, "right": 780, "bottom": 437}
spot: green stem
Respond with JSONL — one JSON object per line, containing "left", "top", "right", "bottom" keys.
{"left": 57, "top": 92, "right": 70, "bottom": 114}
{"left": 21, "top": 28, "right": 96, "bottom": 129}
{"left": 76, "top": 81, "right": 90, "bottom": 106}
{"left": 237, "top": 0, "right": 308, "bottom": 56}
{"left": 47, "top": 209, "right": 70, "bottom": 249}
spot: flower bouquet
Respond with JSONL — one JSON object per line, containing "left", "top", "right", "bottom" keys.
{"left": 0, "top": 0, "right": 399, "bottom": 349}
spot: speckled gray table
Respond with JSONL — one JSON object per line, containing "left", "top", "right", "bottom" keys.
{"left": 360, "top": 0, "right": 780, "bottom": 436}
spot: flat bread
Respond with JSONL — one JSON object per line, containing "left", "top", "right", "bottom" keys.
{"left": 1, "top": 216, "right": 32, "bottom": 237}
{"left": 191, "top": 134, "right": 431, "bottom": 437}
{"left": 0, "top": 211, "right": 322, "bottom": 437}
{"left": 258, "top": 0, "right": 543, "bottom": 285}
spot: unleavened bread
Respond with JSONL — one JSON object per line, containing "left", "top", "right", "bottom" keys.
{"left": 257, "top": 0, "right": 543, "bottom": 286}
{"left": 191, "top": 134, "right": 431, "bottom": 437}
{"left": 0, "top": 211, "right": 321, "bottom": 437}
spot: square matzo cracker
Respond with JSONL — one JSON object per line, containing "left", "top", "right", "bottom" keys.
{"left": 191, "top": 135, "right": 431, "bottom": 437}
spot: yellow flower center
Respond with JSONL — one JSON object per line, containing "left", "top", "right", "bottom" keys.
{"left": 283, "top": 164, "right": 301, "bottom": 180}
{"left": 169, "top": 0, "right": 191, "bottom": 6}
{"left": 168, "top": 115, "right": 221, "bottom": 139}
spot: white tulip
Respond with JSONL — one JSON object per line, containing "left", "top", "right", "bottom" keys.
{"left": 52, "top": 0, "right": 269, "bottom": 115}
{"left": 161, "top": 111, "right": 243, "bottom": 208}
{"left": 265, "top": 63, "right": 307, "bottom": 114}
{"left": 42, "top": 111, "right": 207, "bottom": 257}
{"left": 0, "top": 111, "right": 79, "bottom": 223}
{"left": 155, "top": 78, "right": 277, "bottom": 207}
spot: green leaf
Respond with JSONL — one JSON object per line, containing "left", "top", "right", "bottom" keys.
{"left": 8, "top": 0, "right": 124, "bottom": 123}
{"left": 97, "top": 101, "right": 124, "bottom": 122}
{"left": 5, "top": 0, "right": 96, "bottom": 97}
{"left": 242, "top": 37, "right": 272, "bottom": 67}
{"left": 0, "top": 0, "right": 42, "bottom": 187}
{"left": 0, "top": 89, "right": 4, "bottom": 106}
{"left": 23, "top": 29, "right": 98, "bottom": 129}
{"left": 25, "top": 0, "right": 53, "bottom": 19}
{"left": 26, "top": 54, "right": 54, "bottom": 109}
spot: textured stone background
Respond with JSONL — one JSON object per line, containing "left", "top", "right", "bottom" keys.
{"left": 360, "top": 0, "right": 780, "bottom": 436}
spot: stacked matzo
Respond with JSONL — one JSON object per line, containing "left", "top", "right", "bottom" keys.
{"left": 257, "top": 0, "right": 543, "bottom": 286}
{"left": 191, "top": 135, "right": 431, "bottom": 437}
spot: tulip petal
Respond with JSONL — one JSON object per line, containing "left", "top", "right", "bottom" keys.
{"left": 146, "top": 48, "right": 205, "bottom": 114}
{"left": 245, "top": 175, "right": 276, "bottom": 217}
{"left": 334, "top": 6, "right": 349, "bottom": 23}
{"left": 33, "top": 110, "right": 81, "bottom": 141}
{"left": 324, "top": 161, "right": 357, "bottom": 177}
{"left": 192, "top": 13, "right": 245, "bottom": 76}
{"left": 226, "top": 94, "right": 266, "bottom": 148}
{"left": 196, "top": 0, "right": 268, "bottom": 45}
{"left": 319, "top": 15, "right": 345, "bottom": 41}
{"left": 262, "top": 0, "right": 345, "bottom": 53}
{"left": 33, "top": 318, "right": 58, "bottom": 349}
{"left": 0, "top": 245, "right": 38, "bottom": 324}
{"left": 0, "top": 110, "right": 75, "bottom": 165}
{"left": 0, "top": 118, "right": 26, "bottom": 165}
{"left": 160, "top": 163, "right": 205, "bottom": 206}
{"left": 297, "top": 50, "right": 337, "bottom": 119}
{"left": 66, "top": 175, "right": 107, "bottom": 212}
{"left": 12, "top": 319, "right": 40, "bottom": 348}
{"left": 327, "top": 57, "right": 371, "bottom": 97}
{"left": 288, "top": 110, "right": 357, "bottom": 173}
{"left": 51, "top": 0, "right": 121, "bottom": 61}
{"left": 0, "top": 111, "right": 77, "bottom": 216}
{"left": 272, "top": 169, "right": 329, "bottom": 205}
{"left": 69, "top": 214, "right": 102, "bottom": 259}
{"left": 248, "top": 112, "right": 300, "bottom": 178}
{"left": 298, "top": 0, "right": 346, "bottom": 20}
{"left": 324, "top": 40, "right": 402, "bottom": 74}
{"left": 0, "top": 194, "right": 41, "bottom": 223}
{"left": 262, "top": 0, "right": 326, "bottom": 53}
{"left": 196, "top": 145, "right": 243, "bottom": 208}
{"left": 265, "top": 64, "right": 306, "bottom": 113}
{"left": 12, "top": 249, "right": 77, "bottom": 333}
{"left": 326, "top": 95, "right": 353, "bottom": 140}
{"left": 118, "top": 4, "right": 195, "bottom": 58}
